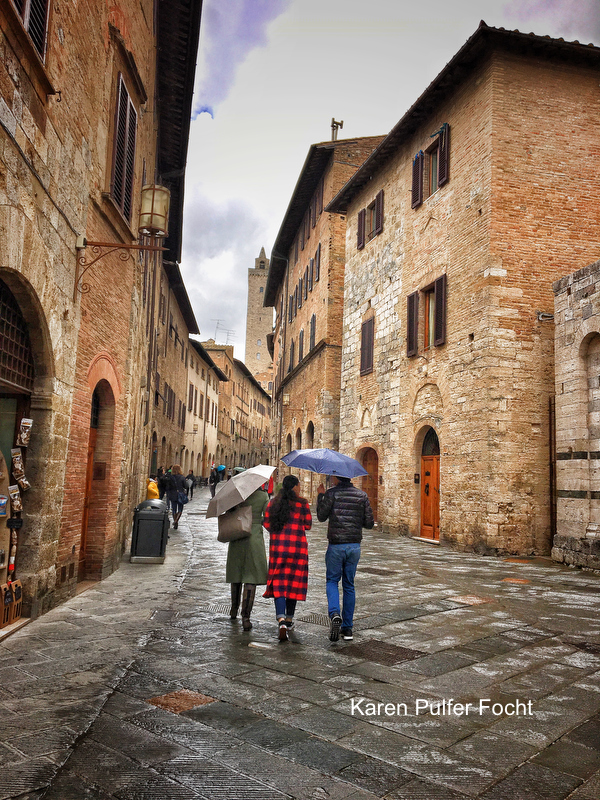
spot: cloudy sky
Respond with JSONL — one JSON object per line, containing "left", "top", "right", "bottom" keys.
{"left": 181, "top": 0, "right": 600, "bottom": 360}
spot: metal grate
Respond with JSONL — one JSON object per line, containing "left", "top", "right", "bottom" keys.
{"left": 297, "top": 612, "right": 331, "bottom": 626}
{"left": 0, "top": 280, "right": 35, "bottom": 392}
{"left": 338, "top": 639, "right": 426, "bottom": 665}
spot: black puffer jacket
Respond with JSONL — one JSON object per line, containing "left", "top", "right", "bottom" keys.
{"left": 316, "top": 482, "right": 374, "bottom": 543}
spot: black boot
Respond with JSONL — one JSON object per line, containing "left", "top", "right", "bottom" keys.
{"left": 230, "top": 583, "right": 242, "bottom": 619}
{"left": 241, "top": 583, "right": 256, "bottom": 631}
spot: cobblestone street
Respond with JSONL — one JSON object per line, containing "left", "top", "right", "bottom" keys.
{"left": 1, "top": 487, "right": 600, "bottom": 800}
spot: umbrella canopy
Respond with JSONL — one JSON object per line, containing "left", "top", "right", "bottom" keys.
{"left": 206, "top": 464, "right": 275, "bottom": 517}
{"left": 216, "top": 465, "right": 226, "bottom": 472}
{"left": 233, "top": 466, "right": 246, "bottom": 473}
{"left": 281, "top": 448, "right": 368, "bottom": 479}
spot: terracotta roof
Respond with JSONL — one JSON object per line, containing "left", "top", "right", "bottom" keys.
{"left": 327, "top": 21, "right": 600, "bottom": 214}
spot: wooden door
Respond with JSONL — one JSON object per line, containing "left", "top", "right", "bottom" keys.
{"left": 420, "top": 454, "right": 440, "bottom": 539}
{"left": 79, "top": 427, "right": 97, "bottom": 580}
{"left": 361, "top": 448, "right": 378, "bottom": 522}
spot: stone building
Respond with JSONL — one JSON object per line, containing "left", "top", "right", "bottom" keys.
{"left": 232, "top": 359, "right": 271, "bottom": 467}
{"left": 202, "top": 341, "right": 235, "bottom": 469}
{"left": 0, "top": 0, "right": 201, "bottom": 615}
{"left": 264, "top": 136, "right": 384, "bottom": 500}
{"left": 245, "top": 248, "right": 273, "bottom": 391}
{"left": 553, "top": 260, "right": 600, "bottom": 570}
{"left": 183, "top": 339, "right": 227, "bottom": 479}
{"left": 327, "top": 24, "right": 600, "bottom": 553}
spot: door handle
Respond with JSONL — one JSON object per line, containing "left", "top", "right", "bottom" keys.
{"left": 425, "top": 483, "right": 429, "bottom": 496}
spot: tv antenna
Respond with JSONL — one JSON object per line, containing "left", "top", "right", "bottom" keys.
{"left": 331, "top": 118, "right": 343, "bottom": 141}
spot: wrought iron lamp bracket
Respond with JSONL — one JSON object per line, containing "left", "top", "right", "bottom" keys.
{"left": 74, "top": 239, "right": 166, "bottom": 301}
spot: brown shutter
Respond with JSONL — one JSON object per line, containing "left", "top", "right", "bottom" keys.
{"left": 309, "top": 259, "right": 314, "bottom": 290}
{"left": 433, "top": 273, "right": 447, "bottom": 347}
{"left": 360, "top": 317, "right": 375, "bottom": 375}
{"left": 298, "top": 278, "right": 302, "bottom": 308}
{"left": 112, "top": 76, "right": 137, "bottom": 221}
{"left": 304, "top": 267, "right": 309, "bottom": 298}
{"left": 411, "top": 151, "right": 424, "bottom": 209}
{"left": 438, "top": 123, "right": 450, "bottom": 187}
{"left": 315, "top": 244, "right": 321, "bottom": 281}
{"left": 357, "top": 208, "right": 366, "bottom": 250}
{"left": 407, "top": 291, "right": 419, "bottom": 357}
{"left": 299, "top": 329, "right": 304, "bottom": 361}
{"left": 374, "top": 190, "right": 384, "bottom": 235}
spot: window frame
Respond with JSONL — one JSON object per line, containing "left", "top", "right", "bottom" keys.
{"left": 360, "top": 316, "right": 375, "bottom": 376}
{"left": 111, "top": 74, "right": 138, "bottom": 223}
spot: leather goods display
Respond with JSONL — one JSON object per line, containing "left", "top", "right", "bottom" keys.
{"left": 217, "top": 505, "right": 252, "bottom": 542}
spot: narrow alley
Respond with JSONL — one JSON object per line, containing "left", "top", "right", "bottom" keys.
{"left": 1, "top": 488, "right": 599, "bottom": 800}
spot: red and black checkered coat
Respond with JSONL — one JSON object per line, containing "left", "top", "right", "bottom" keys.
{"left": 263, "top": 497, "right": 312, "bottom": 600}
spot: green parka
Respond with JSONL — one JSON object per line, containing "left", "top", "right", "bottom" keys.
{"left": 225, "top": 488, "right": 269, "bottom": 584}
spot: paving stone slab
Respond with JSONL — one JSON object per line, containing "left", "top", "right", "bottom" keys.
{"left": 277, "top": 737, "right": 367, "bottom": 775}
{"left": 447, "top": 730, "right": 539, "bottom": 777}
{"left": 88, "top": 713, "right": 190, "bottom": 766}
{"left": 41, "top": 771, "right": 113, "bottom": 800}
{"left": 0, "top": 758, "right": 56, "bottom": 800}
{"left": 181, "top": 699, "right": 266, "bottom": 730}
{"left": 531, "top": 738, "right": 600, "bottom": 778}
{"left": 158, "top": 754, "right": 291, "bottom": 798}
{"left": 384, "top": 776, "right": 470, "bottom": 799}
{"left": 238, "top": 718, "right": 313, "bottom": 751}
{"left": 336, "top": 756, "right": 412, "bottom": 794}
{"left": 9, "top": 725, "right": 77, "bottom": 758}
{"left": 564, "top": 715, "right": 600, "bottom": 751}
{"left": 113, "top": 774, "right": 205, "bottom": 799}
{"left": 478, "top": 762, "right": 581, "bottom": 800}
{"left": 565, "top": 769, "right": 600, "bottom": 799}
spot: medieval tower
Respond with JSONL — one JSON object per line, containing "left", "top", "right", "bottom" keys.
{"left": 245, "top": 247, "right": 273, "bottom": 391}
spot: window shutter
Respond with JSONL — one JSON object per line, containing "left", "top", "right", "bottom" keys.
{"left": 298, "top": 279, "right": 302, "bottom": 308}
{"left": 288, "top": 295, "right": 293, "bottom": 323}
{"left": 309, "top": 259, "right": 314, "bottom": 291}
{"left": 113, "top": 76, "right": 137, "bottom": 221}
{"left": 304, "top": 267, "right": 309, "bottom": 298}
{"left": 315, "top": 244, "right": 321, "bottom": 282}
{"left": 294, "top": 286, "right": 298, "bottom": 316}
{"left": 310, "top": 314, "right": 316, "bottom": 350}
{"left": 433, "top": 273, "right": 447, "bottom": 347}
{"left": 411, "top": 151, "right": 424, "bottom": 209}
{"left": 357, "top": 208, "right": 366, "bottom": 250}
{"left": 374, "top": 190, "right": 384, "bottom": 235}
{"left": 407, "top": 291, "right": 419, "bottom": 357}
{"left": 360, "top": 317, "right": 375, "bottom": 375}
{"left": 299, "top": 329, "right": 304, "bottom": 361}
{"left": 289, "top": 339, "right": 294, "bottom": 372}
{"left": 438, "top": 123, "right": 450, "bottom": 187}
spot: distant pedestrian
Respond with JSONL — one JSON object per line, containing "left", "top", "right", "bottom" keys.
{"left": 157, "top": 467, "right": 170, "bottom": 512}
{"left": 209, "top": 467, "right": 219, "bottom": 497}
{"left": 263, "top": 475, "right": 312, "bottom": 641}
{"left": 146, "top": 476, "right": 159, "bottom": 500}
{"left": 166, "top": 464, "right": 187, "bottom": 529}
{"left": 185, "top": 470, "right": 195, "bottom": 499}
{"left": 226, "top": 487, "right": 269, "bottom": 631}
{"left": 317, "top": 476, "right": 374, "bottom": 642}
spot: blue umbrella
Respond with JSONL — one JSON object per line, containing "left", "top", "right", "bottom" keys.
{"left": 216, "top": 465, "right": 226, "bottom": 472}
{"left": 281, "top": 448, "right": 367, "bottom": 479}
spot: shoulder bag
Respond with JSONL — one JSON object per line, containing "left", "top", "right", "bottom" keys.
{"left": 217, "top": 505, "right": 253, "bottom": 542}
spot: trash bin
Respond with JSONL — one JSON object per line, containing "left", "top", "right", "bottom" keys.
{"left": 130, "top": 499, "right": 169, "bottom": 564}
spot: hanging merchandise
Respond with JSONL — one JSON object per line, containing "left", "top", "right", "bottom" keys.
{"left": 16, "top": 419, "right": 33, "bottom": 447}
{"left": 8, "top": 531, "right": 16, "bottom": 574}
{"left": 0, "top": 497, "right": 8, "bottom": 516}
{"left": 17, "top": 476, "right": 30, "bottom": 492}
{"left": 8, "top": 485, "right": 22, "bottom": 513}
{"left": 11, "top": 449, "right": 25, "bottom": 480}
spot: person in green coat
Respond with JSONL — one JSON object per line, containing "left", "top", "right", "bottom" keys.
{"left": 226, "top": 487, "right": 269, "bottom": 631}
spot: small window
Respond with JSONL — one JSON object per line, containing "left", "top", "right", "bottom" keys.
{"left": 358, "top": 190, "right": 384, "bottom": 248}
{"left": 256, "top": 353, "right": 261, "bottom": 360}
{"left": 257, "top": 339, "right": 261, "bottom": 346}
{"left": 360, "top": 317, "right": 374, "bottom": 376}
{"left": 259, "top": 286, "right": 264, "bottom": 293}
{"left": 14, "top": 0, "right": 50, "bottom": 60}
{"left": 412, "top": 123, "right": 450, "bottom": 209}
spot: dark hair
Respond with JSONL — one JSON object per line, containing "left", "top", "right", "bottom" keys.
{"left": 268, "top": 475, "right": 299, "bottom": 532}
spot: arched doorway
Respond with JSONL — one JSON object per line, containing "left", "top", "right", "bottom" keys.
{"left": 80, "top": 380, "right": 116, "bottom": 580}
{"left": 295, "top": 428, "right": 302, "bottom": 450}
{"left": 359, "top": 447, "right": 379, "bottom": 522}
{"left": 306, "top": 421, "right": 314, "bottom": 449}
{"left": 420, "top": 427, "right": 440, "bottom": 540}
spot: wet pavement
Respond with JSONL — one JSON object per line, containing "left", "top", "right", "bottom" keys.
{"left": 1, "top": 486, "right": 600, "bottom": 799}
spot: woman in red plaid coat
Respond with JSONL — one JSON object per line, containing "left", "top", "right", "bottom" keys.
{"left": 263, "top": 474, "right": 312, "bottom": 640}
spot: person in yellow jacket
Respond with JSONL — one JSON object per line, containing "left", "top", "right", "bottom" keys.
{"left": 146, "top": 476, "right": 160, "bottom": 500}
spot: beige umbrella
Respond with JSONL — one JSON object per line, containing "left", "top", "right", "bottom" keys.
{"left": 205, "top": 464, "right": 275, "bottom": 518}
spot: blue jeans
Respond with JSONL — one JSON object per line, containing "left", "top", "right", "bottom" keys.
{"left": 274, "top": 597, "right": 297, "bottom": 618}
{"left": 325, "top": 542, "right": 361, "bottom": 629}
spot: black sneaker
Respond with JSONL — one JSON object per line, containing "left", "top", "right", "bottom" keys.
{"left": 329, "top": 614, "right": 342, "bottom": 642}
{"left": 284, "top": 618, "right": 294, "bottom": 630}
{"left": 341, "top": 628, "right": 353, "bottom": 641}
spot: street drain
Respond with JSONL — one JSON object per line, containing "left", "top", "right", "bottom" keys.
{"left": 148, "top": 689, "right": 216, "bottom": 713}
{"left": 339, "top": 639, "right": 426, "bottom": 665}
{"left": 297, "top": 612, "right": 331, "bottom": 626}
